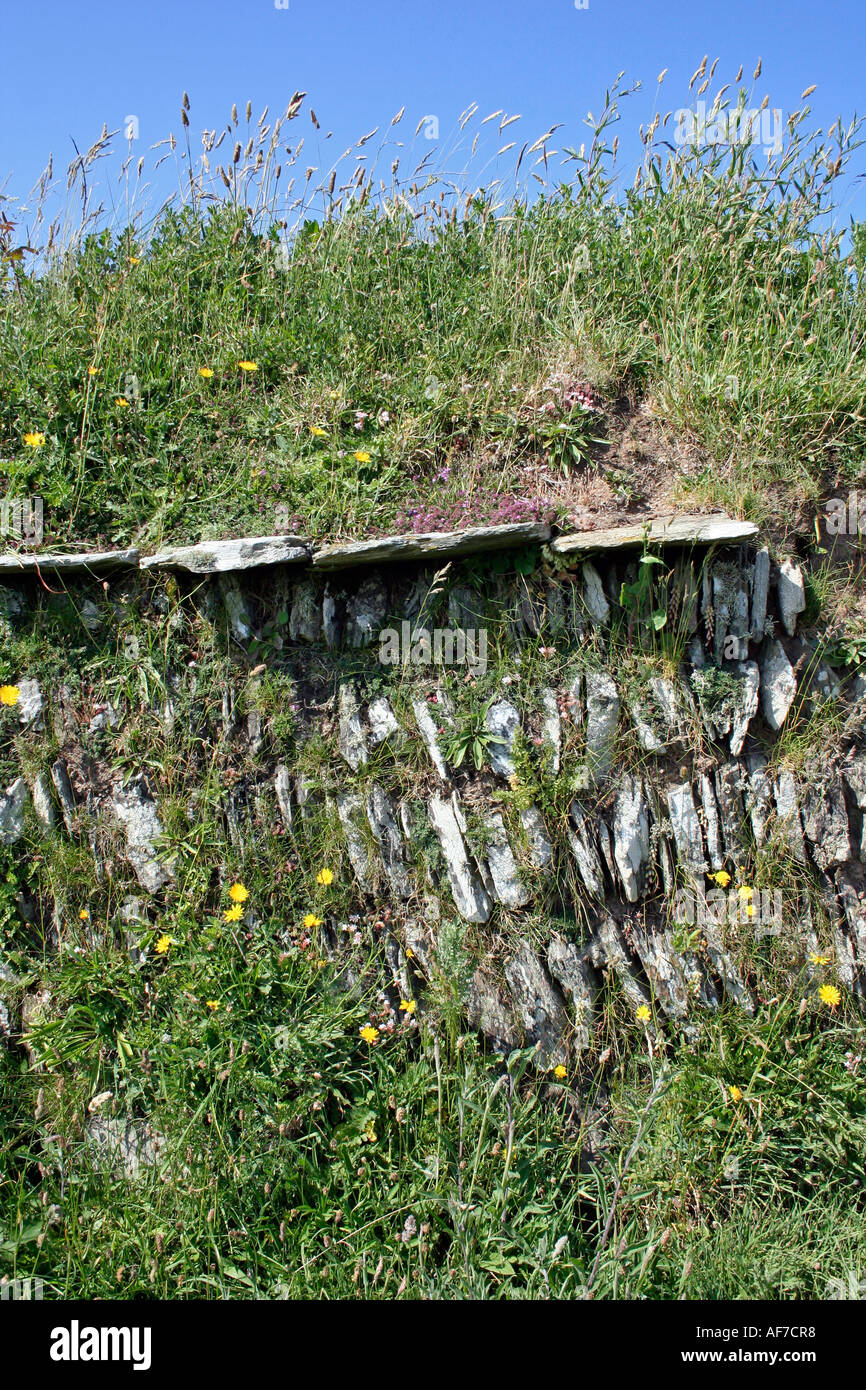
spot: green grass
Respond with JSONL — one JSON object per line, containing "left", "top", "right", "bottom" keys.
{"left": 0, "top": 556, "right": 863, "bottom": 1300}
{"left": 2, "top": 65, "right": 866, "bottom": 1302}
{"left": 2, "top": 71, "right": 865, "bottom": 549}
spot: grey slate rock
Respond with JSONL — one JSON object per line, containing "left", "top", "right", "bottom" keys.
{"left": 484, "top": 698, "right": 520, "bottom": 778}
{"left": 777, "top": 558, "right": 806, "bottom": 637}
{"left": 427, "top": 795, "right": 492, "bottom": 922}
{"left": 760, "top": 639, "right": 797, "bottom": 731}
{"left": 338, "top": 683, "right": 368, "bottom": 771}
{"left": 583, "top": 671, "right": 619, "bottom": 783}
{"left": 0, "top": 778, "right": 28, "bottom": 845}
{"left": 666, "top": 782, "right": 708, "bottom": 877}
{"left": 504, "top": 944, "right": 569, "bottom": 1067}
{"left": 612, "top": 776, "right": 650, "bottom": 903}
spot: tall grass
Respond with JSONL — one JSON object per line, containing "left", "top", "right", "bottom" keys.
{"left": 1, "top": 66, "right": 864, "bottom": 548}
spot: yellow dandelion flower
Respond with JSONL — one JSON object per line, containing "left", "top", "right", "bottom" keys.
{"left": 0, "top": 685, "right": 20, "bottom": 707}
{"left": 114, "top": 397, "right": 131, "bottom": 408}
{"left": 87, "top": 365, "right": 99, "bottom": 376}
{"left": 155, "top": 934, "right": 173, "bottom": 955}
{"left": 23, "top": 432, "right": 45, "bottom": 448}
{"left": 198, "top": 367, "right": 214, "bottom": 378}
{"left": 406, "top": 947, "right": 414, "bottom": 959}
{"left": 359, "top": 1025, "right": 379, "bottom": 1044}
{"left": 737, "top": 885, "right": 754, "bottom": 901}
{"left": 310, "top": 425, "right": 328, "bottom": 437}
{"left": 128, "top": 256, "right": 140, "bottom": 266}
{"left": 316, "top": 959, "right": 326, "bottom": 968}
{"left": 819, "top": 983, "right": 841, "bottom": 1008}
{"left": 636, "top": 1004, "right": 652, "bottom": 1023}
{"left": 205, "top": 999, "right": 220, "bottom": 1012}
{"left": 729, "top": 1084, "right": 743, "bottom": 1102}
{"left": 399, "top": 999, "right": 416, "bottom": 1015}
{"left": 353, "top": 450, "right": 371, "bottom": 464}
{"left": 809, "top": 952, "right": 831, "bottom": 967}
{"left": 553, "top": 1064, "right": 567, "bottom": 1080}
{"left": 745, "top": 903, "right": 757, "bottom": 918}
{"left": 223, "top": 904, "right": 243, "bottom": 923}
{"left": 711, "top": 870, "right": 731, "bottom": 888}
{"left": 228, "top": 882, "right": 249, "bottom": 902}
{"left": 316, "top": 868, "right": 334, "bottom": 886}
{"left": 79, "top": 908, "right": 90, "bottom": 921}
{"left": 238, "top": 360, "right": 258, "bottom": 372}
{"left": 303, "top": 913, "right": 322, "bottom": 929}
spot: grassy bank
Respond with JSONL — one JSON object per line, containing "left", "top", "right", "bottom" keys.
{"left": 2, "top": 64, "right": 866, "bottom": 1303}
{"left": 1, "top": 70, "right": 865, "bottom": 551}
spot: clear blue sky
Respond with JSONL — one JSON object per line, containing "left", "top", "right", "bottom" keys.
{"left": 2, "top": 0, "right": 865, "bottom": 236}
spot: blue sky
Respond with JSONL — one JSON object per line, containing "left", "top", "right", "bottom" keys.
{"left": 2, "top": 0, "right": 865, "bottom": 237}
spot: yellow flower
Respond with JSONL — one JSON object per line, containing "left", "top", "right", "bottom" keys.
{"left": 316, "top": 868, "right": 334, "bottom": 886}
{"left": 316, "top": 959, "right": 326, "bottom": 968}
{"left": 0, "top": 685, "right": 20, "bottom": 707}
{"left": 711, "top": 870, "right": 731, "bottom": 888}
{"left": 399, "top": 999, "right": 416, "bottom": 1015}
{"left": 819, "top": 983, "right": 841, "bottom": 1008}
{"left": 114, "top": 397, "right": 131, "bottom": 408}
{"left": 303, "top": 913, "right": 322, "bottom": 929}
{"left": 198, "top": 367, "right": 214, "bottom": 379}
{"left": 128, "top": 256, "right": 140, "bottom": 266}
{"left": 745, "top": 904, "right": 757, "bottom": 919}
{"left": 636, "top": 1004, "right": 652, "bottom": 1023}
{"left": 205, "top": 999, "right": 220, "bottom": 1012}
{"left": 729, "top": 1085, "right": 743, "bottom": 1102}
{"left": 310, "top": 425, "right": 328, "bottom": 437}
{"left": 809, "top": 952, "right": 831, "bottom": 967}
{"left": 223, "top": 904, "right": 243, "bottom": 923}
{"left": 353, "top": 450, "right": 371, "bottom": 464}
{"left": 406, "top": 947, "right": 414, "bottom": 959}
{"left": 23, "top": 432, "right": 45, "bottom": 448}
{"left": 553, "top": 1064, "right": 567, "bottom": 1080}
{"left": 87, "top": 365, "right": 99, "bottom": 376}
{"left": 228, "top": 882, "right": 249, "bottom": 902}
{"left": 359, "top": 1025, "right": 379, "bottom": 1044}
{"left": 79, "top": 908, "right": 90, "bottom": 921}
{"left": 737, "top": 885, "right": 754, "bottom": 900}
{"left": 238, "top": 360, "right": 258, "bottom": 372}
{"left": 155, "top": 934, "right": 173, "bottom": 955}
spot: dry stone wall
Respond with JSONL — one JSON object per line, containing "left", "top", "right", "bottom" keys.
{"left": 1, "top": 519, "right": 864, "bottom": 1070}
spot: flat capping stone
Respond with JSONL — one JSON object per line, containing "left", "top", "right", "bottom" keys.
{"left": 312, "top": 521, "right": 552, "bottom": 571}
{"left": 140, "top": 535, "right": 310, "bottom": 574}
{"left": 551, "top": 514, "right": 758, "bottom": 555}
{"left": 0, "top": 547, "right": 140, "bottom": 573}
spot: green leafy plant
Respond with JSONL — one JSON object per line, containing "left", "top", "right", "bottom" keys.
{"left": 530, "top": 405, "right": 607, "bottom": 474}
{"left": 441, "top": 702, "right": 507, "bottom": 771}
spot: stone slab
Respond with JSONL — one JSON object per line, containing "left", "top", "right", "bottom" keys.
{"left": 551, "top": 514, "right": 758, "bottom": 556}
{"left": 0, "top": 548, "right": 139, "bottom": 573}
{"left": 141, "top": 536, "right": 309, "bottom": 573}
{"left": 312, "top": 522, "right": 551, "bottom": 570}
